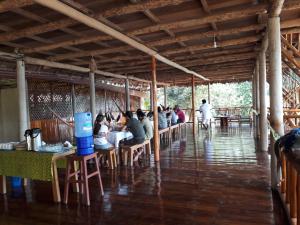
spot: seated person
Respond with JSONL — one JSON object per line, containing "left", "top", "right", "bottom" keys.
{"left": 121, "top": 111, "right": 145, "bottom": 146}
{"left": 175, "top": 106, "right": 186, "bottom": 123}
{"left": 171, "top": 108, "right": 178, "bottom": 125}
{"left": 93, "top": 114, "right": 113, "bottom": 150}
{"left": 137, "top": 110, "right": 153, "bottom": 140}
{"left": 158, "top": 106, "right": 168, "bottom": 129}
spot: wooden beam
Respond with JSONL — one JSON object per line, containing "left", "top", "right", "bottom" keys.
{"left": 151, "top": 56, "right": 159, "bottom": 162}
{"left": 34, "top": 0, "right": 207, "bottom": 80}
{"left": 0, "top": 0, "right": 34, "bottom": 13}
{"left": 269, "top": 0, "right": 285, "bottom": 17}
{"left": 110, "top": 52, "right": 256, "bottom": 73}
{"left": 0, "top": 0, "right": 189, "bottom": 43}
{"left": 164, "top": 36, "right": 260, "bottom": 56}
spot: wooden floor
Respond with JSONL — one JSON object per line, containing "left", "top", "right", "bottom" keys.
{"left": 0, "top": 125, "right": 288, "bottom": 225}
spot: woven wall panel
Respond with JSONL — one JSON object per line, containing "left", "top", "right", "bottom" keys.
{"left": 28, "top": 80, "right": 141, "bottom": 121}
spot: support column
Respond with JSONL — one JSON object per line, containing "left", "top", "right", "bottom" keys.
{"left": 259, "top": 50, "right": 268, "bottom": 151}
{"left": 17, "top": 58, "right": 28, "bottom": 141}
{"left": 125, "top": 78, "right": 130, "bottom": 111}
{"left": 71, "top": 84, "right": 76, "bottom": 118}
{"left": 191, "top": 75, "right": 196, "bottom": 134}
{"left": 164, "top": 86, "right": 167, "bottom": 107}
{"left": 252, "top": 75, "right": 257, "bottom": 131}
{"left": 208, "top": 82, "right": 211, "bottom": 104}
{"left": 150, "top": 84, "right": 153, "bottom": 111}
{"left": 269, "top": 17, "right": 284, "bottom": 189}
{"left": 255, "top": 60, "right": 260, "bottom": 138}
{"left": 152, "top": 56, "right": 159, "bottom": 162}
{"left": 89, "top": 59, "right": 96, "bottom": 122}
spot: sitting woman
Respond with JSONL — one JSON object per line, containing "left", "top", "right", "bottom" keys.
{"left": 93, "top": 114, "right": 114, "bottom": 150}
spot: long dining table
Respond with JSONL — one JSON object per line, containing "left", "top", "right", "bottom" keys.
{"left": 0, "top": 148, "right": 78, "bottom": 203}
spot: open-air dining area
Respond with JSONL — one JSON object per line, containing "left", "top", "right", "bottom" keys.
{"left": 1, "top": 0, "right": 300, "bottom": 224}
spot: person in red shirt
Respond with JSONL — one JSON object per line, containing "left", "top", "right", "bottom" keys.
{"left": 175, "top": 106, "right": 185, "bottom": 123}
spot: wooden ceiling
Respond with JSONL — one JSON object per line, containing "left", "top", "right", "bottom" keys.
{"left": 0, "top": 0, "right": 300, "bottom": 86}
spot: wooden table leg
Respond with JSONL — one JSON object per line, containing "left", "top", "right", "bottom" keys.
{"left": 0, "top": 175, "right": 7, "bottom": 194}
{"left": 51, "top": 161, "right": 61, "bottom": 203}
{"left": 72, "top": 161, "right": 79, "bottom": 193}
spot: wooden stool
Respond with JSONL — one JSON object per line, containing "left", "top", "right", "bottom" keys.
{"left": 121, "top": 142, "right": 145, "bottom": 166}
{"left": 64, "top": 152, "right": 104, "bottom": 206}
{"left": 95, "top": 147, "right": 117, "bottom": 169}
{"left": 144, "top": 139, "right": 151, "bottom": 156}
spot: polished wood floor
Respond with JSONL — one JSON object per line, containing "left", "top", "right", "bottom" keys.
{"left": 0, "top": 125, "right": 288, "bottom": 225}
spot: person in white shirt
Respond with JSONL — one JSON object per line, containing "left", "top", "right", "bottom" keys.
{"left": 93, "top": 113, "right": 114, "bottom": 150}
{"left": 199, "top": 99, "right": 212, "bottom": 129}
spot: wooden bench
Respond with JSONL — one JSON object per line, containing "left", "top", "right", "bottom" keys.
{"left": 170, "top": 124, "right": 180, "bottom": 140}
{"left": 121, "top": 140, "right": 151, "bottom": 166}
{"left": 159, "top": 127, "right": 170, "bottom": 143}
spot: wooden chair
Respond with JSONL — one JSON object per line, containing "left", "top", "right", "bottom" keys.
{"left": 95, "top": 147, "right": 117, "bottom": 170}
{"left": 63, "top": 152, "right": 104, "bottom": 206}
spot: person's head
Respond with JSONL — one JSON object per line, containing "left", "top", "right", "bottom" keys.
{"left": 136, "top": 108, "right": 142, "bottom": 114}
{"left": 95, "top": 113, "right": 105, "bottom": 123}
{"left": 94, "top": 113, "right": 105, "bottom": 135}
{"left": 158, "top": 106, "right": 162, "bottom": 113}
{"left": 137, "top": 110, "right": 145, "bottom": 121}
{"left": 125, "top": 111, "right": 133, "bottom": 119}
{"left": 202, "top": 99, "right": 207, "bottom": 104}
{"left": 166, "top": 107, "right": 170, "bottom": 111}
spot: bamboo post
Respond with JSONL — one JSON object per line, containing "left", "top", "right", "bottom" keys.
{"left": 281, "top": 152, "right": 287, "bottom": 193}
{"left": 89, "top": 59, "right": 96, "bottom": 122}
{"left": 164, "top": 86, "right": 167, "bottom": 107}
{"left": 208, "top": 82, "right": 211, "bottom": 104}
{"left": 125, "top": 78, "right": 130, "bottom": 111}
{"left": 297, "top": 174, "right": 300, "bottom": 225}
{"left": 17, "top": 57, "right": 29, "bottom": 141}
{"left": 287, "top": 161, "right": 290, "bottom": 204}
{"left": 269, "top": 16, "right": 284, "bottom": 189}
{"left": 259, "top": 47, "right": 268, "bottom": 151}
{"left": 191, "top": 75, "right": 196, "bottom": 134}
{"left": 255, "top": 60, "right": 260, "bottom": 139}
{"left": 152, "top": 56, "right": 160, "bottom": 162}
{"left": 290, "top": 166, "right": 297, "bottom": 218}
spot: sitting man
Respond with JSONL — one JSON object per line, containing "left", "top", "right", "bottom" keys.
{"left": 158, "top": 106, "right": 168, "bottom": 129}
{"left": 121, "top": 111, "right": 146, "bottom": 161}
{"left": 175, "top": 105, "right": 186, "bottom": 123}
{"left": 137, "top": 110, "right": 153, "bottom": 140}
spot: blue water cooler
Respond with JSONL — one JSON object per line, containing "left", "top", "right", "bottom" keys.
{"left": 74, "top": 112, "right": 94, "bottom": 155}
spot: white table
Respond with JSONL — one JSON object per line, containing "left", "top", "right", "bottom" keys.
{"left": 107, "top": 131, "right": 133, "bottom": 148}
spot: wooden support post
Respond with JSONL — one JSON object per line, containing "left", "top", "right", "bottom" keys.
{"left": 152, "top": 56, "right": 159, "bottom": 162}
{"left": 290, "top": 166, "right": 297, "bottom": 218}
{"left": 259, "top": 49, "right": 268, "bottom": 151}
{"left": 0, "top": 176, "right": 6, "bottom": 194}
{"left": 164, "top": 86, "right": 167, "bottom": 107}
{"left": 17, "top": 57, "right": 28, "bottom": 141}
{"left": 255, "top": 59, "right": 260, "bottom": 139}
{"left": 125, "top": 78, "right": 130, "bottom": 111}
{"left": 269, "top": 16, "right": 284, "bottom": 189}
{"left": 297, "top": 173, "right": 300, "bottom": 225}
{"left": 71, "top": 84, "right": 76, "bottom": 144}
{"left": 89, "top": 59, "right": 96, "bottom": 122}
{"left": 207, "top": 82, "right": 211, "bottom": 104}
{"left": 150, "top": 84, "right": 154, "bottom": 111}
{"left": 252, "top": 76, "right": 257, "bottom": 131}
{"left": 191, "top": 75, "right": 196, "bottom": 134}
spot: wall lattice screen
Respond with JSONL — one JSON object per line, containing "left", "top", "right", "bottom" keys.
{"left": 28, "top": 79, "right": 141, "bottom": 121}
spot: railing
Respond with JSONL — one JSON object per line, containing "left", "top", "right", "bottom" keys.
{"left": 279, "top": 149, "right": 300, "bottom": 225}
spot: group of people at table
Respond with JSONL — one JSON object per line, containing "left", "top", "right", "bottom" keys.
{"left": 93, "top": 105, "right": 186, "bottom": 162}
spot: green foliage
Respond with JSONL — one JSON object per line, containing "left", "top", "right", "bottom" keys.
{"left": 155, "top": 81, "right": 252, "bottom": 110}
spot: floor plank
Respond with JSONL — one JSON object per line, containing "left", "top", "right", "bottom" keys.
{"left": 0, "top": 125, "right": 288, "bottom": 225}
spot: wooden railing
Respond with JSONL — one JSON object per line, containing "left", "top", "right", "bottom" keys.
{"left": 279, "top": 149, "right": 300, "bottom": 225}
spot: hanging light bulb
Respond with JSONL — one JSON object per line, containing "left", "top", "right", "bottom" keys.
{"left": 213, "top": 35, "right": 217, "bottom": 48}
